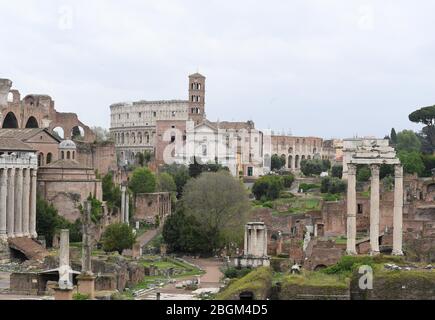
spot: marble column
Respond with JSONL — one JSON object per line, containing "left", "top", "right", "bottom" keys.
{"left": 370, "top": 165, "right": 380, "bottom": 255}
{"left": 7, "top": 168, "right": 15, "bottom": 238}
{"left": 14, "top": 168, "right": 23, "bottom": 237}
{"left": 59, "top": 229, "right": 70, "bottom": 268}
{"left": 29, "top": 169, "right": 37, "bottom": 238}
{"left": 346, "top": 164, "right": 357, "bottom": 255}
{"left": 22, "top": 168, "right": 31, "bottom": 237}
{"left": 253, "top": 227, "right": 258, "bottom": 256}
{"left": 263, "top": 228, "right": 268, "bottom": 256}
{"left": 0, "top": 169, "right": 7, "bottom": 240}
{"left": 393, "top": 165, "right": 404, "bottom": 256}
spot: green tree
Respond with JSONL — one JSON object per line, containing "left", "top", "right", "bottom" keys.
{"left": 161, "top": 164, "right": 190, "bottom": 198}
{"left": 409, "top": 105, "right": 435, "bottom": 151}
{"left": 398, "top": 151, "right": 425, "bottom": 176}
{"left": 102, "top": 172, "right": 121, "bottom": 210}
{"left": 252, "top": 175, "right": 284, "bottom": 200}
{"left": 421, "top": 154, "right": 435, "bottom": 177}
{"left": 182, "top": 172, "right": 250, "bottom": 254}
{"left": 36, "top": 196, "right": 82, "bottom": 247}
{"left": 282, "top": 174, "right": 295, "bottom": 188}
{"left": 331, "top": 165, "right": 343, "bottom": 179}
{"left": 396, "top": 130, "right": 421, "bottom": 153}
{"left": 357, "top": 165, "right": 371, "bottom": 182}
{"left": 300, "top": 159, "right": 327, "bottom": 176}
{"left": 271, "top": 154, "right": 286, "bottom": 171}
{"left": 156, "top": 172, "right": 177, "bottom": 193}
{"left": 129, "top": 167, "right": 156, "bottom": 195}
{"left": 162, "top": 208, "right": 207, "bottom": 253}
{"left": 101, "top": 223, "right": 136, "bottom": 254}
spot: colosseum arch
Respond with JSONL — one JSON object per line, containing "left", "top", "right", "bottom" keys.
{"left": 2, "top": 112, "right": 18, "bottom": 128}
{"left": 25, "top": 116, "right": 39, "bottom": 128}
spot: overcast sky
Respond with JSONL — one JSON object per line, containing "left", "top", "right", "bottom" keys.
{"left": 1, "top": 0, "right": 434, "bottom": 139}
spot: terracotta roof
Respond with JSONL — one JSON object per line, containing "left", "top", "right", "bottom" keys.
{"left": 0, "top": 138, "right": 35, "bottom": 152}
{"left": 0, "top": 128, "right": 61, "bottom": 142}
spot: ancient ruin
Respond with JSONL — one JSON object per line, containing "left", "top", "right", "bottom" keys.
{"left": 343, "top": 139, "right": 403, "bottom": 256}
{"left": 235, "top": 222, "right": 270, "bottom": 268}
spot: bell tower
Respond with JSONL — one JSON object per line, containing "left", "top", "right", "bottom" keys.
{"left": 188, "top": 73, "right": 206, "bottom": 125}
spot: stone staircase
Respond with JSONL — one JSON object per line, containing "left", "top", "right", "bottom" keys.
{"left": 7, "top": 238, "right": 48, "bottom": 262}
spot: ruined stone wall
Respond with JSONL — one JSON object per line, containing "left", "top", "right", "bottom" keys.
{"left": 75, "top": 142, "right": 117, "bottom": 176}
{"left": 134, "top": 193, "right": 171, "bottom": 225}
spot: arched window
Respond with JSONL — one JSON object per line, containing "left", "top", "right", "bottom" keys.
{"left": 72, "top": 151, "right": 75, "bottom": 160}
{"left": 288, "top": 147, "right": 293, "bottom": 154}
{"left": 46, "top": 153, "right": 53, "bottom": 164}
{"left": 295, "top": 155, "right": 300, "bottom": 169}
{"left": 38, "top": 153, "right": 44, "bottom": 167}
{"left": 67, "top": 151, "right": 71, "bottom": 160}
{"left": 288, "top": 155, "right": 293, "bottom": 169}
{"left": 61, "top": 151, "right": 65, "bottom": 159}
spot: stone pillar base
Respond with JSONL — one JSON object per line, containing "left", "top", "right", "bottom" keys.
{"left": 370, "top": 250, "right": 380, "bottom": 256}
{"left": 346, "top": 250, "right": 357, "bottom": 256}
{"left": 392, "top": 250, "right": 404, "bottom": 256}
{"left": 77, "top": 274, "right": 96, "bottom": 299}
{"left": 54, "top": 287, "right": 74, "bottom": 301}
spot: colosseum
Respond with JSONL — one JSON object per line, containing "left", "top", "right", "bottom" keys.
{"left": 0, "top": 78, "right": 95, "bottom": 143}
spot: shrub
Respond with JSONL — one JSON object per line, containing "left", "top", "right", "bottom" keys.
{"left": 321, "top": 177, "right": 346, "bottom": 194}
{"left": 223, "top": 267, "right": 253, "bottom": 279}
{"left": 102, "top": 223, "right": 136, "bottom": 254}
{"left": 322, "top": 193, "right": 341, "bottom": 202}
{"left": 252, "top": 175, "right": 284, "bottom": 200}
{"left": 357, "top": 165, "right": 371, "bottom": 182}
{"left": 129, "top": 167, "right": 156, "bottom": 195}
{"left": 299, "top": 183, "right": 320, "bottom": 193}
{"left": 282, "top": 174, "right": 295, "bottom": 188}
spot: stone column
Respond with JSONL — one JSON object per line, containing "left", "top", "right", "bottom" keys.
{"left": 29, "top": 169, "right": 37, "bottom": 238}
{"left": 14, "top": 168, "right": 23, "bottom": 237}
{"left": 370, "top": 164, "right": 380, "bottom": 255}
{"left": 59, "top": 229, "right": 70, "bottom": 267}
{"left": 346, "top": 164, "right": 357, "bottom": 255}
{"left": 121, "top": 185, "right": 126, "bottom": 223}
{"left": 263, "top": 227, "right": 268, "bottom": 256}
{"left": 125, "top": 193, "right": 130, "bottom": 226}
{"left": 244, "top": 225, "right": 248, "bottom": 255}
{"left": 253, "top": 226, "right": 258, "bottom": 256}
{"left": 393, "top": 165, "right": 404, "bottom": 256}
{"left": 22, "top": 168, "right": 31, "bottom": 237}
{"left": 7, "top": 168, "right": 15, "bottom": 238}
{"left": 0, "top": 169, "right": 7, "bottom": 240}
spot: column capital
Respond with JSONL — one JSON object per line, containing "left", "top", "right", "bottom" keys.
{"left": 370, "top": 164, "right": 380, "bottom": 176}
{"left": 347, "top": 163, "right": 357, "bottom": 175}
{"left": 395, "top": 165, "right": 403, "bottom": 178}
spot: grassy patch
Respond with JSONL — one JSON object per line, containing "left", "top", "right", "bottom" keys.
{"left": 215, "top": 267, "right": 272, "bottom": 300}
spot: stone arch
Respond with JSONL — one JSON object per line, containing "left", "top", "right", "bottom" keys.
{"left": 281, "top": 154, "right": 286, "bottom": 166}
{"left": 288, "top": 155, "right": 293, "bottom": 169}
{"left": 121, "top": 133, "right": 125, "bottom": 144}
{"left": 25, "top": 116, "right": 39, "bottom": 128}
{"left": 295, "top": 155, "right": 300, "bottom": 169}
{"left": 46, "top": 153, "right": 53, "bottom": 164}
{"left": 2, "top": 112, "right": 18, "bottom": 128}
{"left": 67, "top": 151, "right": 71, "bottom": 160}
{"left": 132, "top": 132, "right": 136, "bottom": 144}
{"left": 52, "top": 127, "right": 65, "bottom": 140}
{"left": 308, "top": 155, "right": 312, "bottom": 160}
{"left": 61, "top": 151, "right": 65, "bottom": 160}
{"left": 71, "top": 126, "right": 85, "bottom": 141}
{"left": 288, "top": 147, "right": 293, "bottom": 154}
{"left": 126, "top": 133, "right": 130, "bottom": 145}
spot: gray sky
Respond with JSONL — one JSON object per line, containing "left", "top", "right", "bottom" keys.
{"left": 1, "top": 0, "right": 434, "bottom": 138}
